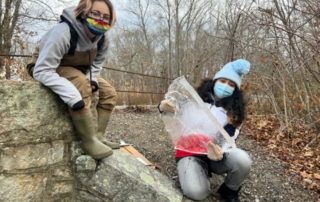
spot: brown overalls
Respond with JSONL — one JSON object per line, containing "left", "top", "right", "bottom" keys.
{"left": 56, "top": 48, "right": 117, "bottom": 111}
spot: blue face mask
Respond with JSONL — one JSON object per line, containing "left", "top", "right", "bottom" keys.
{"left": 213, "top": 82, "right": 235, "bottom": 99}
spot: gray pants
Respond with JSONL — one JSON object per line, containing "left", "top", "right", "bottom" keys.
{"left": 177, "top": 148, "right": 252, "bottom": 201}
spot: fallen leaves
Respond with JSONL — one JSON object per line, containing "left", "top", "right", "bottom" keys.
{"left": 304, "top": 151, "right": 314, "bottom": 157}
{"left": 314, "top": 173, "right": 320, "bottom": 180}
{"left": 244, "top": 114, "right": 320, "bottom": 194}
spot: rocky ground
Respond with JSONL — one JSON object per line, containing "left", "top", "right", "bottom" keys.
{"left": 105, "top": 107, "right": 319, "bottom": 202}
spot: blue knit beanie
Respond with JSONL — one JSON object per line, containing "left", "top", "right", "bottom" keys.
{"left": 213, "top": 59, "right": 250, "bottom": 89}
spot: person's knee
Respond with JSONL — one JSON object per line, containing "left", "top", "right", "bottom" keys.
{"left": 228, "top": 148, "right": 252, "bottom": 174}
{"left": 78, "top": 80, "right": 92, "bottom": 108}
{"left": 108, "top": 87, "right": 117, "bottom": 102}
{"left": 182, "top": 184, "right": 210, "bottom": 201}
{"left": 177, "top": 157, "right": 211, "bottom": 201}
{"left": 237, "top": 149, "right": 252, "bottom": 173}
{"left": 108, "top": 86, "right": 117, "bottom": 100}
{"left": 74, "top": 77, "right": 92, "bottom": 97}
{"left": 99, "top": 85, "right": 117, "bottom": 105}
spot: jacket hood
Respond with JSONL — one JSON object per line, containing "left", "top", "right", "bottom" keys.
{"left": 61, "top": 7, "right": 89, "bottom": 40}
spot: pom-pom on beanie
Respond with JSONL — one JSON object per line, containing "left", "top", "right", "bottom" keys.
{"left": 213, "top": 59, "right": 250, "bottom": 89}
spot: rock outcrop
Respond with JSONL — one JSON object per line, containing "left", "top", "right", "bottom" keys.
{"left": 0, "top": 80, "right": 182, "bottom": 202}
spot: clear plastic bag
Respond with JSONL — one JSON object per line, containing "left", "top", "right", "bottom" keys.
{"left": 161, "top": 76, "right": 235, "bottom": 154}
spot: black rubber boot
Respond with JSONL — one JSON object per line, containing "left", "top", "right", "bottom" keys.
{"left": 218, "top": 183, "right": 240, "bottom": 202}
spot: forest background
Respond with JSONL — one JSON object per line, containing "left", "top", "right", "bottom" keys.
{"left": 0, "top": 0, "right": 319, "bottom": 194}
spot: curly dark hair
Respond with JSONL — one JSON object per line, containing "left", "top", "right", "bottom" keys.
{"left": 196, "top": 78, "right": 246, "bottom": 127}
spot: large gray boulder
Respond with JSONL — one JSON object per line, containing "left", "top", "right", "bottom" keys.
{"left": 75, "top": 152, "right": 182, "bottom": 202}
{"left": 0, "top": 80, "right": 72, "bottom": 146}
{"left": 0, "top": 80, "right": 182, "bottom": 201}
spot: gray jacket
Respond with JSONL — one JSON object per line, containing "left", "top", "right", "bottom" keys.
{"left": 33, "top": 7, "right": 110, "bottom": 107}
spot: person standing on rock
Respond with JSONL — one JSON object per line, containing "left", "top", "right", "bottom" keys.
{"left": 158, "top": 59, "right": 252, "bottom": 201}
{"left": 32, "top": 0, "right": 120, "bottom": 160}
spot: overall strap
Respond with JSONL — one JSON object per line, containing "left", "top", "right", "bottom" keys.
{"left": 97, "top": 35, "right": 105, "bottom": 51}
{"left": 60, "top": 15, "right": 78, "bottom": 55}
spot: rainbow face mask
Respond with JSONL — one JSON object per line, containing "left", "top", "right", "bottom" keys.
{"left": 85, "top": 17, "right": 111, "bottom": 35}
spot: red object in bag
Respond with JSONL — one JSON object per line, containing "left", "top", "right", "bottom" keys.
{"left": 175, "top": 133, "right": 211, "bottom": 156}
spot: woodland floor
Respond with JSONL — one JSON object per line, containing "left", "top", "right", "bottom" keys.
{"left": 105, "top": 106, "right": 319, "bottom": 202}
